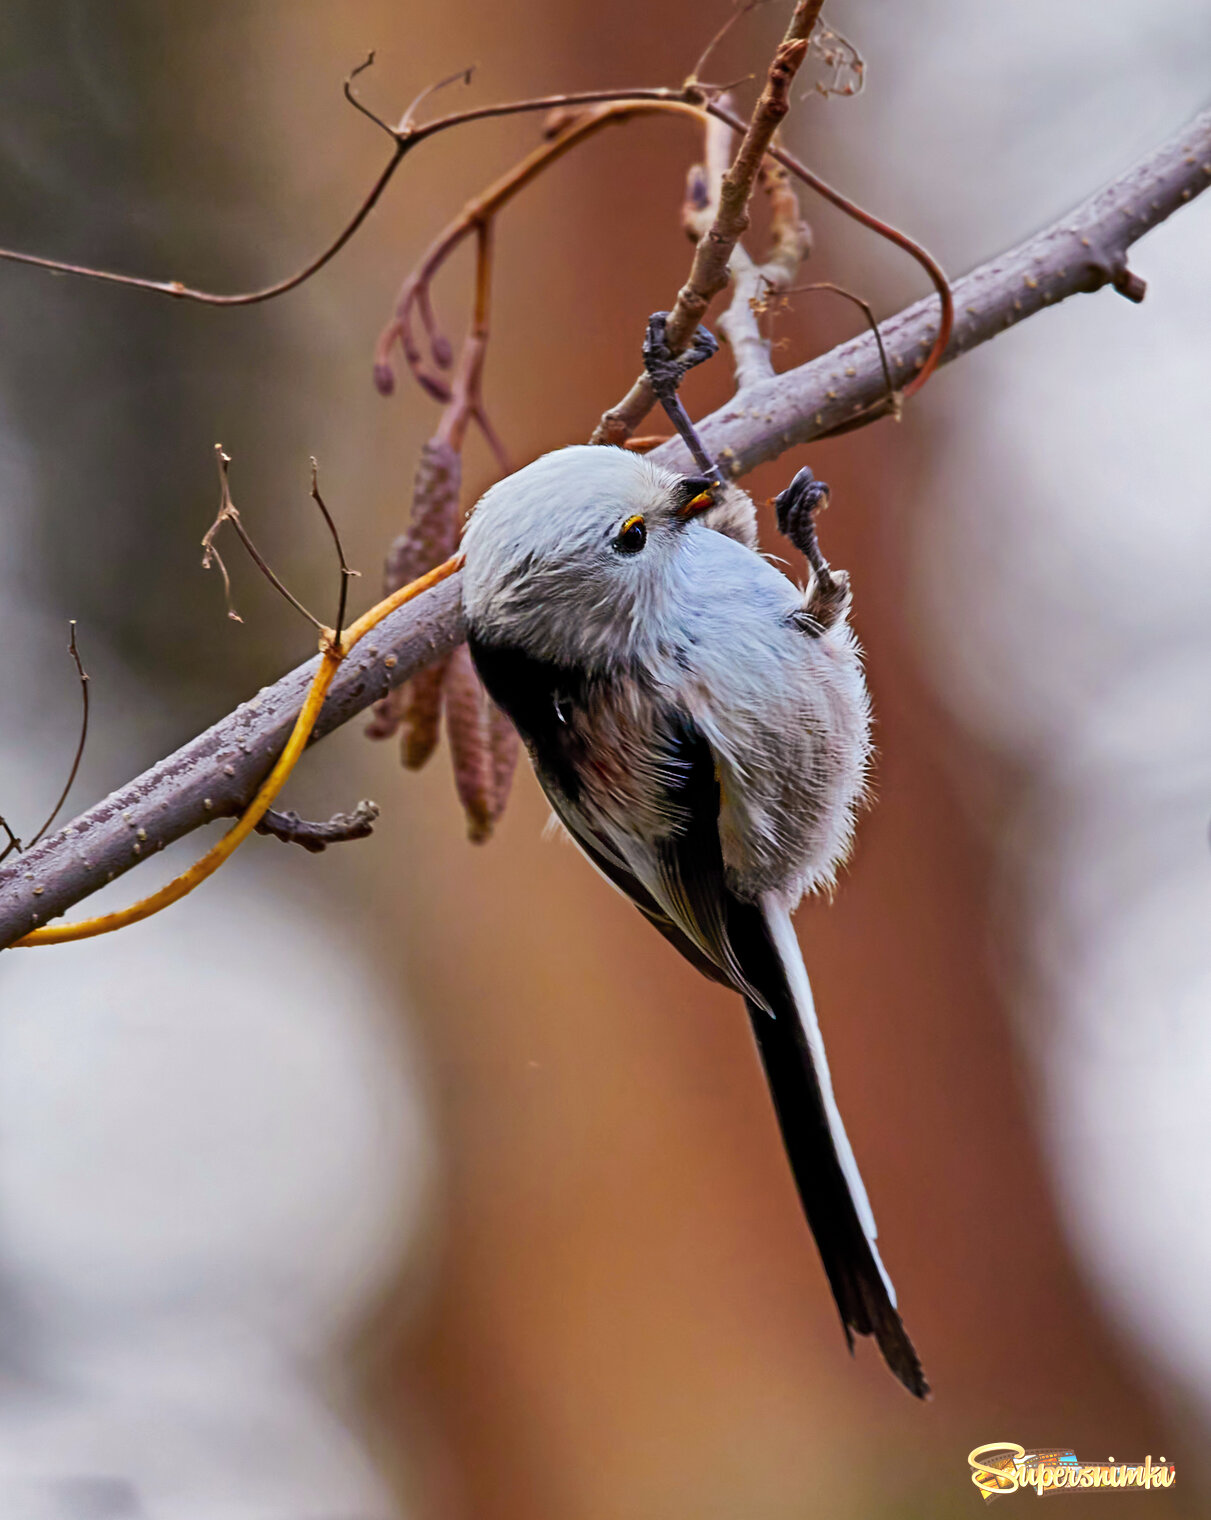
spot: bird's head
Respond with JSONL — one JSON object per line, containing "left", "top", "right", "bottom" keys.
{"left": 460, "top": 445, "right": 717, "bottom": 670}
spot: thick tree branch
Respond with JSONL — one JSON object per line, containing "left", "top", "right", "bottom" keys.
{"left": 1, "top": 107, "right": 1207, "bottom": 948}
{"left": 685, "top": 106, "right": 1211, "bottom": 475}
{"left": 0, "top": 576, "right": 463, "bottom": 946}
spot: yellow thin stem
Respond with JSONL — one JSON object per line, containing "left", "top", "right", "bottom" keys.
{"left": 15, "top": 553, "right": 463, "bottom": 947}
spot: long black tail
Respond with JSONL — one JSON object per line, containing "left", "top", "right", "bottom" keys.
{"left": 736, "top": 897, "right": 928, "bottom": 1398}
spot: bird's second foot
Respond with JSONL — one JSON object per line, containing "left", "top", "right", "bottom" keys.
{"left": 774, "top": 467, "right": 850, "bottom": 631}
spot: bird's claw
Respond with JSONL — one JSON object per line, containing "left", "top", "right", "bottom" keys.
{"left": 641, "top": 312, "right": 721, "bottom": 480}
{"left": 774, "top": 467, "right": 830, "bottom": 542}
{"left": 642, "top": 312, "right": 719, "bottom": 398}
{"left": 774, "top": 467, "right": 849, "bottom": 631}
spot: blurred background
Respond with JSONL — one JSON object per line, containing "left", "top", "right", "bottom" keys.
{"left": 0, "top": 1, "right": 1207, "bottom": 1516}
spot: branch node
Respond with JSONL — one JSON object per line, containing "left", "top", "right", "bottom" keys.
{"left": 1113, "top": 266, "right": 1147, "bottom": 303}
{"left": 0, "top": 818, "right": 22, "bottom": 865}
{"left": 254, "top": 799, "right": 380, "bottom": 853}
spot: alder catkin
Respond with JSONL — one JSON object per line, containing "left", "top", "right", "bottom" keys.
{"left": 399, "top": 656, "right": 451, "bottom": 770}
{"left": 444, "top": 643, "right": 495, "bottom": 843}
{"left": 487, "top": 703, "right": 520, "bottom": 824}
{"left": 367, "top": 437, "right": 463, "bottom": 750}
{"left": 364, "top": 685, "right": 405, "bottom": 741}
{"left": 383, "top": 438, "right": 461, "bottom": 594}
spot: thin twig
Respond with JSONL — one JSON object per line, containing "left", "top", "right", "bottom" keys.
{"left": 705, "top": 97, "right": 954, "bottom": 397}
{"left": 399, "top": 63, "right": 478, "bottom": 134}
{"left": 255, "top": 799, "right": 379, "bottom": 853}
{"left": 687, "top": 0, "right": 778, "bottom": 88}
{"left": 25, "top": 622, "right": 90, "bottom": 851}
{"left": 309, "top": 459, "right": 360, "bottom": 651}
{"left": 0, "top": 818, "right": 19, "bottom": 866}
{"left": 0, "top": 142, "right": 407, "bottom": 307}
{"left": 202, "top": 447, "right": 327, "bottom": 634}
{"left": 373, "top": 98, "right": 707, "bottom": 399}
{"left": 778, "top": 280, "right": 898, "bottom": 432}
{"left": 0, "top": 81, "right": 711, "bottom": 308}
{"left": 1, "top": 106, "right": 1208, "bottom": 945}
{"left": 592, "top": 1, "right": 825, "bottom": 444}
{"left": 434, "top": 221, "right": 502, "bottom": 461}
{"left": 342, "top": 51, "right": 396, "bottom": 138}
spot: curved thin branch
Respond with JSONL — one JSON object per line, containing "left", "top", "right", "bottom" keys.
{"left": 776, "top": 281, "right": 898, "bottom": 436}
{"left": 1, "top": 106, "right": 1207, "bottom": 947}
{"left": 24, "top": 622, "right": 90, "bottom": 850}
{"left": 374, "top": 97, "right": 708, "bottom": 399}
{"left": 704, "top": 98, "right": 954, "bottom": 397}
{"left": 0, "top": 84, "right": 705, "bottom": 307}
{"left": 0, "top": 145, "right": 408, "bottom": 306}
{"left": 0, "top": 818, "right": 20, "bottom": 867}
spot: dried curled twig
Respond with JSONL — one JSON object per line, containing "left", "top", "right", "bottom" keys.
{"left": 255, "top": 799, "right": 380, "bottom": 853}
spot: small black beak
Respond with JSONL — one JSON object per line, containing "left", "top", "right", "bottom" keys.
{"left": 673, "top": 475, "right": 718, "bottom": 520}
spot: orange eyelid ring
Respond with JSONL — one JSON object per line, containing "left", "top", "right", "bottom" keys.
{"left": 676, "top": 489, "right": 716, "bottom": 519}
{"left": 621, "top": 514, "right": 645, "bottom": 534}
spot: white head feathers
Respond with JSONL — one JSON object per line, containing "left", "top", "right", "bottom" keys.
{"left": 461, "top": 446, "right": 709, "bottom": 669}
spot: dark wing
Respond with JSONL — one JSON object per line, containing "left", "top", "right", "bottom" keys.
{"left": 544, "top": 789, "right": 731, "bottom": 987}
{"left": 469, "top": 634, "right": 734, "bottom": 984}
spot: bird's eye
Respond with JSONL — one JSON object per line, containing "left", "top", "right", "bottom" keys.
{"left": 615, "top": 514, "right": 647, "bottom": 554}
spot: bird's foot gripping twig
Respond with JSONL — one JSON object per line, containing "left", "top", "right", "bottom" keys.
{"left": 641, "top": 311, "right": 722, "bottom": 480}
{"left": 774, "top": 466, "right": 849, "bottom": 630}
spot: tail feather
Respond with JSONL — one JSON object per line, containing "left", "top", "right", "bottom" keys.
{"left": 737, "top": 896, "right": 929, "bottom": 1399}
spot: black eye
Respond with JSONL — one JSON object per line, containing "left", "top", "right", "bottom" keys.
{"left": 615, "top": 514, "right": 647, "bottom": 554}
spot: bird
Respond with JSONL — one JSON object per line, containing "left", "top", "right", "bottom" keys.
{"left": 457, "top": 348, "right": 925, "bottom": 1399}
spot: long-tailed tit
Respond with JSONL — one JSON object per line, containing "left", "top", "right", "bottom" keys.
{"left": 459, "top": 321, "right": 926, "bottom": 1398}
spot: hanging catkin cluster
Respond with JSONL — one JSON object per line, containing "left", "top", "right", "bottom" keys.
{"left": 366, "top": 438, "right": 519, "bottom": 840}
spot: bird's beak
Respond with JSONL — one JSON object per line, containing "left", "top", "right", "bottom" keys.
{"left": 674, "top": 476, "right": 718, "bottom": 520}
